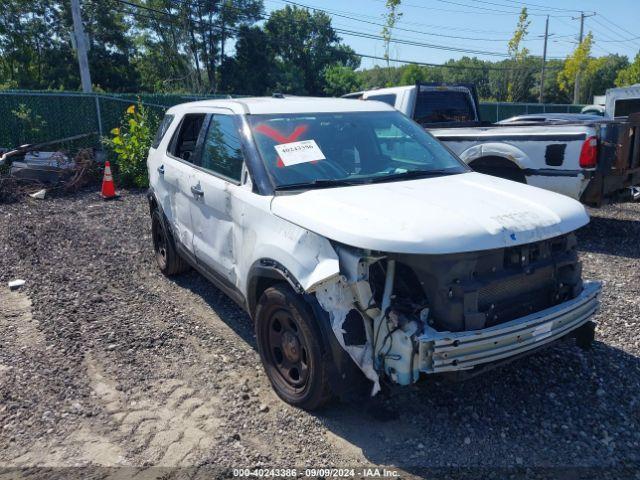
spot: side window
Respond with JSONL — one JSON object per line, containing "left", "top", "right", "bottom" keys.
{"left": 152, "top": 114, "right": 174, "bottom": 149}
{"left": 168, "top": 114, "right": 206, "bottom": 163}
{"left": 367, "top": 94, "right": 397, "bottom": 107}
{"left": 200, "top": 115, "right": 243, "bottom": 181}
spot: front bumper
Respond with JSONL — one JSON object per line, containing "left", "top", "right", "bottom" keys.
{"left": 418, "top": 281, "right": 601, "bottom": 374}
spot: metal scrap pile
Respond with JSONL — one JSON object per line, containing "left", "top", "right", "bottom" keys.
{"left": 0, "top": 133, "right": 100, "bottom": 203}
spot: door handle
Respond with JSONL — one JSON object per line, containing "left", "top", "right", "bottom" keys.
{"left": 190, "top": 184, "right": 204, "bottom": 197}
{"left": 157, "top": 165, "right": 165, "bottom": 175}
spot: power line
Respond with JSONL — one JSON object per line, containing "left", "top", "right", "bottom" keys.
{"left": 368, "top": 0, "right": 536, "bottom": 17}
{"left": 334, "top": 28, "right": 511, "bottom": 57}
{"left": 114, "top": 1, "right": 559, "bottom": 74}
{"left": 592, "top": 17, "right": 640, "bottom": 48}
{"left": 459, "top": 0, "right": 581, "bottom": 14}
{"left": 121, "top": 0, "right": 517, "bottom": 58}
{"left": 432, "top": 0, "right": 573, "bottom": 18}
{"left": 274, "top": 0, "right": 514, "bottom": 42}
{"left": 598, "top": 14, "right": 640, "bottom": 45}
{"left": 356, "top": 53, "right": 561, "bottom": 72}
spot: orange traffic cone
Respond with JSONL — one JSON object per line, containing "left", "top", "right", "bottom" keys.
{"left": 101, "top": 161, "right": 118, "bottom": 200}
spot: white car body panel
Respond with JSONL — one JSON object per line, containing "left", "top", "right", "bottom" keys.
{"left": 147, "top": 96, "right": 600, "bottom": 398}
{"left": 271, "top": 172, "right": 589, "bottom": 254}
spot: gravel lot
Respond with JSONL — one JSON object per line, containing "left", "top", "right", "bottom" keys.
{"left": 1, "top": 189, "right": 640, "bottom": 478}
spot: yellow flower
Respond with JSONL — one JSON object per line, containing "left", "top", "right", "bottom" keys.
{"left": 126, "top": 105, "right": 136, "bottom": 114}
{"left": 110, "top": 127, "right": 120, "bottom": 136}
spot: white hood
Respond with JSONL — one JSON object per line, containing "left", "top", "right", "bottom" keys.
{"left": 271, "top": 172, "right": 589, "bottom": 254}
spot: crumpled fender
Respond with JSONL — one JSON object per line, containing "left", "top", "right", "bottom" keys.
{"left": 245, "top": 225, "right": 340, "bottom": 294}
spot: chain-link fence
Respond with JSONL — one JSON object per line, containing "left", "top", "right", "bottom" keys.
{"left": 0, "top": 90, "right": 585, "bottom": 150}
{"left": 0, "top": 90, "right": 239, "bottom": 151}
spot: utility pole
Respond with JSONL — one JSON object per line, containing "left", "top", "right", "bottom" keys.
{"left": 572, "top": 11, "right": 595, "bottom": 104}
{"left": 539, "top": 15, "right": 549, "bottom": 104}
{"left": 71, "top": 0, "right": 92, "bottom": 93}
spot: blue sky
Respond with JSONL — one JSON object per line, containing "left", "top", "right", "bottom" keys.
{"left": 263, "top": 0, "right": 640, "bottom": 68}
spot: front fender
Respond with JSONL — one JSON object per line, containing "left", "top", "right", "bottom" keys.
{"left": 247, "top": 233, "right": 340, "bottom": 295}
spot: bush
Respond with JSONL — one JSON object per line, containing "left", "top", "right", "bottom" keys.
{"left": 104, "top": 101, "right": 158, "bottom": 188}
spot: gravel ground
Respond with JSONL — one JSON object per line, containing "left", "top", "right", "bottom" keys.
{"left": 1, "top": 189, "right": 639, "bottom": 479}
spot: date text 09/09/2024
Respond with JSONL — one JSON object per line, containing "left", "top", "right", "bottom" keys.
{"left": 232, "top": 468, "right": 400, "bottom": 477}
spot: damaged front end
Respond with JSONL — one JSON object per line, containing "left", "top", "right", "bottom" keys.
{"left": 315, "top": 234, "right": 601, "bottom": 394}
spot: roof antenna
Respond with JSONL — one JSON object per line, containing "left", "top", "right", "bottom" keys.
{"left": 272, "top": 92, "right": 285, "bottom": 99}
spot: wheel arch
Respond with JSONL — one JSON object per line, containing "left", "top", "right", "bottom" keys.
{"left": 462, "top": 142, "right": 530, "bottom": 170}
{"left": 247, "top": 259, "right": 305, "bottom": 319}
{"left": 469, "top": 155, "right": 524, "bottom": 172}
{"left": 468, "top": 155, "right": 528, "bottom": 184}
{"left": 248, "top": 260, "right": 370, "bottom": 400}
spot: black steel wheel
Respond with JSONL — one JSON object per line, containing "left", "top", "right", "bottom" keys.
{"left": 255, "top": 284, "right": 332, "bottom": 410}
{"left": 151, "top": 209, "right": 189, "bottom": 276}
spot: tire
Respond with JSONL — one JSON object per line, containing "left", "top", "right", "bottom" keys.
{"left": 255, "top": 284, "right": 333, "bottom": 410}
{"left": 151, "top": 209, "right": 190, "bottom": 276}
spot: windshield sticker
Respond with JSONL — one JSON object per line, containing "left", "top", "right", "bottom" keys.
{"left": 274, "top": 140, "right": 326, "bottom": 167}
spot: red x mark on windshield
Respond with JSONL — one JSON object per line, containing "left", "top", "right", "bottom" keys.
{"left": 254, "top": 123, "right": 309, "bottom": 168}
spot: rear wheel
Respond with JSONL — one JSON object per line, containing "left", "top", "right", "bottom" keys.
{"left": 255, "top": 284, "right": 332, "bottom": 410}
{"left": 151, "top": 209, "right": 189, "bottom": 276}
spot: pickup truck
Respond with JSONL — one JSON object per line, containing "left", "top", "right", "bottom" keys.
{"left": 344, "top": 83, "right": 640, "bottom": 205}
{"left": 147, "top": 95, "right": 600, "bottom": 409}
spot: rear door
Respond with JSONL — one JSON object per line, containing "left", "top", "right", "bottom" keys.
{"left": 189, "top": 112, "right": 245, "bottom": 286}
{"left": 161, "top": 112, "right": 208, "bottom": 254}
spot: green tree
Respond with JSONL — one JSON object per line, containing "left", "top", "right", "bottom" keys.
{"left": 133, "top": 0, "right": 263, "bottom": 92}
{"left": 0, "top": 0, "right": 139, "bottom": 91}
{"left": 381, "top": 0, "right": 402, "bottom": 83}
{"left": 557, "top": 32, "right": 594, "bottom": 103}
{"left": 615, "top": 51, "right": 640, "bottom": 87}
{"left": 582, "top": 54, "right": 628, "bottom": 101}
{"left": 539, "top": 59, "right": 570, "bottom": 103}
{"left": 399, "top": 64, "right": 425, "bottom": 84}
{"left": 323, "top": 65, "right": 361, "bottom": 96}
{"left": 220, "top": 25, "right": 275, "bottom": 95}
{"left": 506, "top": 8, "right": 532, "bottom": 102}
{"left": 68, "top": 0, "right": 140, "bottom": 92}
{"left": 0, "top": 1, "right": 74, "bottom": 89}
{"left": 359, "top": 65, "right": 400, "bottom": 89}
{"left": 442, "top": 57, "right": 492, "bottom": 99}
{"left": 264, "top": 6, "right": 359, "bottom": 95}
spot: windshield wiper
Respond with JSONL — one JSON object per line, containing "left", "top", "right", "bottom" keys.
{"left": 368, "top": 169, "right": 460, "bottom": 183}
{"left": 274, "top": 178, "right": 369, "bottom": 191}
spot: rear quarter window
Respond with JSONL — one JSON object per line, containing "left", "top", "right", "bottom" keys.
{"left": 152, "top": 114, "right": 174, "bottom": 149}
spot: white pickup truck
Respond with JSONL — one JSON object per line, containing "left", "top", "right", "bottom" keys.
{"left": 345, "top": 83, "right": 640, "bottom": 205}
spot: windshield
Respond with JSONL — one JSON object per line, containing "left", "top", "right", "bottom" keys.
{"left": 248, "top": 111, "right": 468, "bottom": 189}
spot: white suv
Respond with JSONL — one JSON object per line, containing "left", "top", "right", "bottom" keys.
{"left": 147, "top": 96, "right": 601, "bottom": 410}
